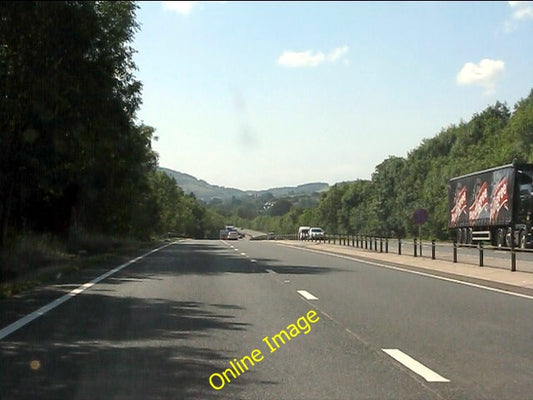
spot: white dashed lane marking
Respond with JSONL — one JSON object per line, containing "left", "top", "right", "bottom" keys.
{"left": 297, "top": 290, "right": 319, "bottom": 300}
{"left": 382, "top": 349, "right": 450, "bottom": 382}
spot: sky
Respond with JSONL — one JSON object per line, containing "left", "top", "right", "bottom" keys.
{"left": 133, "top": 1, "right": 533, "bottom": 191}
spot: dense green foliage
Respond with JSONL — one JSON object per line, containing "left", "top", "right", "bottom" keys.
{"left": 205, "top": 191, "right": 324, "bottom": 235}
{"left": 317, "top": 93, "right": 533, "bottom": 239}
{"left": 0, "top": 1, "right": 221, "bottom": 249}
{"left": 239, "top": 91, "right": 533, "bottom": 239}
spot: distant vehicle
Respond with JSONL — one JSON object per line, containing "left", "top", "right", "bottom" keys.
{"left": 298, "top": 226, "right": 310, "bottom": 240}
{"left": 448, "top": 162, "right": 533, "bottom": 248}
{"left": 309, "top": 227, "right": 325, "bottom": 239}
{"left": 267, "top": 232, "right": 275, "bottom": 240}
{"left": 219, "top": 229, "right": 229, "bottom": 239}
{"left": 227, "top": 230, "right": 239, "bottom": 240}
{"left": 238, "top": 230, "right": 245, "bottom": 238}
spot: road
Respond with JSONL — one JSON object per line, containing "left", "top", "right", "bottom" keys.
{"left": 1, "top": 239, "right": 533, "bottom": 399}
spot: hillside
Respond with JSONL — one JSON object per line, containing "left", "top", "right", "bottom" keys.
{"left": 158, "top": 168, "right": 246, "bottom": 201}
{"left": 158, "top": 167, "right": 329, "bottom": 202}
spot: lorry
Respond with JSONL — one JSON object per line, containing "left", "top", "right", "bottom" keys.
{"left": 448, "top": 162, "right": 533, "bottom": 248}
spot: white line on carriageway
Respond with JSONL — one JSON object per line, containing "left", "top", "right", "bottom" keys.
{"left": 276, "top": 242, "right": 533, "bottom": 301}
{"left": 297, "top": 290, "right": 319, "bottom": 300}
{"left": 0, "top": 242, "right": 176, "bottom": 341}
{"left": 382, "top": 349, "right": 450, "bottom": 382}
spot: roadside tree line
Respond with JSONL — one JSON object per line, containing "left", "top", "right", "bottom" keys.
{"left": 0, "top": 1, "right": 223, "bottom": 252}
{"left": 233, "top": 91, "right": 533, "bottom": 240}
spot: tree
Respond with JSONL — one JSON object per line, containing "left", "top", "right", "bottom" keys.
{"left": 269, "top": 198, "right": 293, "bottom": 216}
{"left": 0, "top": 1, "right": 157, "bottom": 245}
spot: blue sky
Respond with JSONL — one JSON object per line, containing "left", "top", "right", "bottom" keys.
{"left": 133, "top": 1, "right": 533, "bottom": 190}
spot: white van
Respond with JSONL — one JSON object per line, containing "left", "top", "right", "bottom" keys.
{"left": 298, "top": 226, "right": 310, "bottom": 240}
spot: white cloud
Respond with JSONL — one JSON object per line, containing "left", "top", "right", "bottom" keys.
{"left": 278, "top": 50, "right": 326, "bottom": 67}
{"left": 509, "top": 1, "right": 533, "bottom": 19}
{"left": 456, "top": 59, "right": 505, "bottom": 95}
{"left": 161, "top": 1, "right": 198, "bottom": 16}
{"left": 327, "top": 45, "right": 349, "bottom": 62}
{"left": 277, "top": 46, "right": 349, "bottom": 68}
{"left": 504, "top": 1, "right": 533, "bottom": 31}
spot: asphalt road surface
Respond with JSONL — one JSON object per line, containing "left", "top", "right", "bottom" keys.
{"left": 2, "top": 239, "right": 533, "bottom": 399}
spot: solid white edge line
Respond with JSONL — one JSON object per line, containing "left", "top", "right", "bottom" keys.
{"left": 297, "top": 289, "right": 319, "bottom": 300}
{"left": 0, "top": 242, "right": 175, "bottom": 341}
{"left": 277, "top": 243, "right": 533, "bottom": 301}
{"left": 382, "top": 349, "right": 450, "bottom": 382}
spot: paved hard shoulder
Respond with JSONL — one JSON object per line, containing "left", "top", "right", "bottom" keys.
{"left": 280, "top": 241, "right": 533, "bottom": 296}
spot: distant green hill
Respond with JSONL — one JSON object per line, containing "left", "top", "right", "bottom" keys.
{"left": 158, "top": 167, "right": 329, "bottom": 202}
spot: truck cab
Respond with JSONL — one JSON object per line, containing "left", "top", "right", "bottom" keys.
{"left": 515, "top": 168, "right": 533, "bottom": 247}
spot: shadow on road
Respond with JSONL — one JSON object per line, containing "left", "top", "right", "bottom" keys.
{"left": 0, "top": 295, "right": 262, "bottom": 399}
{"left": 0, "top": 241, "right": 335, "bottom": 329}
{"left": 128, "top": 241, "right": 339, "bottom": 278}
{"left": 0, "top": 240, "right": 337, "bottom": 399}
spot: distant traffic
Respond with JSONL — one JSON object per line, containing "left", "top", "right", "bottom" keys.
{"left": 220, "top": 225, "right": 245, "bottom": 240}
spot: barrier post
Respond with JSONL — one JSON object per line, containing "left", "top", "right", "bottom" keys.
{"left": 398, "top": 238, "right": 402, "bottom": 255}
{"left": 414, "top": 238, "right": 417, "bottom": 257}
{"left": 453, "top": 240, "right": 457, "bottom": 263}
{"left": 431, "top": 240, "right": 435, "bottom": 260}
{"left": 478, "top": 241, "right": 484, "bottom": 267}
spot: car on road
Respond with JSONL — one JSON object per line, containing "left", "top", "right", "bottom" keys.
{"left": 309, "top": 227, "right": 325, "bottom": 239}
{"left": 227, "top": 230, "right": 239, "bottom": 240}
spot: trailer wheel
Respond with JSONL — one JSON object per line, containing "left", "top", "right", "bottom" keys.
{"left": 520, "top": 230, "right": 526, "bottom": 249}
{"left": 505, "top": 228, "right": 513, "bottom": 248}
{"left": 497, "top": 228, "right": 505, "bottom": 248}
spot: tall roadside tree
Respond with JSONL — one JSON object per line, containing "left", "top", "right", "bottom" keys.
{"left": 0, "top": 1, "right": 157, "bottom": 245}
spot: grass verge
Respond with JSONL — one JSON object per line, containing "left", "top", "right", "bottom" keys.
{"left": 0, "top": 233, "right": 165, "bottom": 299}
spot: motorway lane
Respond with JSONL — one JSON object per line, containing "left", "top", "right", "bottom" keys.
{"left": 234, "top": 239, "right": 533, "bottom": 399}
{"left": 1, "top": 240, "right": 440, "bottom": 400}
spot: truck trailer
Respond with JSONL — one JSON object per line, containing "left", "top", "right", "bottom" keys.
{"left": 448, "top": 162, "right": 533, "bottom": 248}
